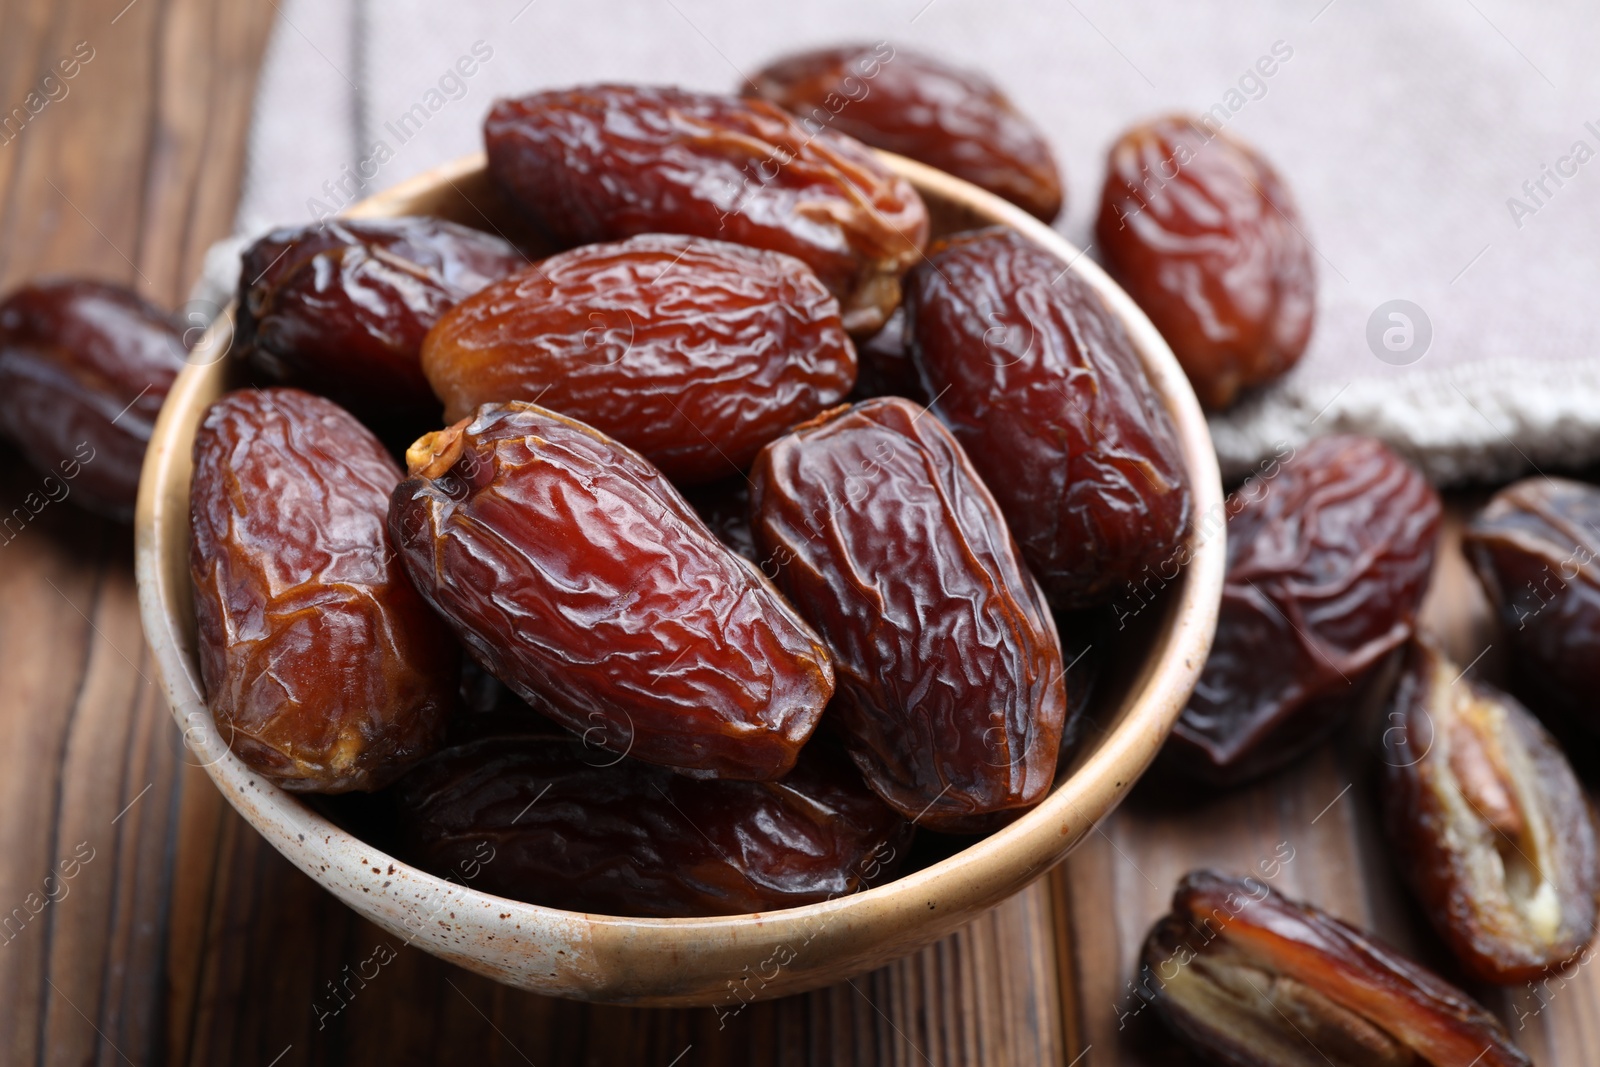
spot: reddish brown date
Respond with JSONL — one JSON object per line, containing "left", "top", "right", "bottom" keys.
{"left": 1464, "top": 477, "right": 1600, "bottom": 737}
{"left": 744, "top": 43, "right": 1063, "bottom": 222}
{"left": 189, "top": 388, "right": 457, "bottom": 791}
{"left": 750, "top": 397, "right": 1068, "bottom": 828}
{"left": 1170, "top": 435, "right": 1440, "bottom": 785}
{"left": 484, "top": 84, "right": 929, "bottom": 335}
{"left": 1382, "top": 638, "right": 1599, "bottom": 983}
{"left": 1138, "top": 870, "right": 1531, "bottom": 1067}
{"left": 0, "top": 279, "right": 185, "bottom": 519}
{"left": 421, "top": 234, "right": 857, "bottom": 484}
{"left": 1096, "top": 115, "right": 1316, "bottom": 410}
{"left": 395, "top": 732, "right": 909, "bottom": 917}
{"left": 235, "top": 217, "right": 525, "bottom": 419}
{"left": 389, "top": 402, "right": 834, "bottom": 780}
{"left": 904, "top": 226, "right": 1191, "bottom": 609}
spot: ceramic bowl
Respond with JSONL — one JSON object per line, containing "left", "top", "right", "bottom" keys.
{"left": 134, "top": 151, "right": 1224, "bottom": 1007}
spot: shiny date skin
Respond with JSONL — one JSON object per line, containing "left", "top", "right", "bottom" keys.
{"left": 389, "top": 402, "right": 835, "bottom": 780}
{"left": 1096, "top": 115, "right": 1315, "bottom": 410}
{"left": 395, "top": 732, "right": 910, "bottom": 917}
{"left": 484, "top": 84, "right": 929, "bottom": 335}
{"left": 904, "top": 226, "right": 1191, "bottom": 610}
{"left": 189, "top": 388, "right": 457, "bottom": 792}
{"left": 1464, "top": 477, "right": 1600, "bottom": 738}
{"left": 750, "top": 397, "right": 1067, "bottom": 828}
{"left": 744, "top": 43, "right": 1063, "bottom": 222}
{"left": 421, "top": 234, "right": 857, "bottom": 484}
{"left": 235, "top": 217, "right": 525, "bottom": 419}
{"left": 1139, "top": 870, "right": 1531, "bottom": 1067}
{"left": 1382, "top": 638, "right": 1599, "bottom": 983}
{"left": 1169, "top": 435, "right": 1440, "bottom": 786}
{"left": 0, "top": 279, "right": 186, "bottom": 519}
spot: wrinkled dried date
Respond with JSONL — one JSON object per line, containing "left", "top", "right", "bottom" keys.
{"left": 421, "top": 234, "right": 857, "bottom": 484}
{"left": 744, "top": 43, "right": 1063, "bottom": 222}
{"left": 1464, "top": 477, "right": 1600, "bottom": 737}
{"left": 389, "top": 402, "right": 834, "bottom": 780}
{"left": 750, "top": 396, "right": 1067, "bottom": 828}
{"left": 0, "top": 279, "right": 185, "bottom": 519}
{"left": 904, "top": 226, "right": 1191, "bottom": 609}
{"left": 1096, "top": 115, "right": 1316, "bottom": 410}
{"left": 1139, "top": 870, "right": 1531, "bottom": 1067}
{"left": 395, "top": 732, "right": 909, "bottom": 917}
{"left": 1382, "top": 638, "right": 1599, "bottom": 982}
{"left": 1169, "top": 435, "right": 1440, "bottom": 785}
{"left": 484, "top": 84, "right": 929, "bottom": 335}
{"left": 189, "top": 388, "right": 457, "bottom": 791}
{"left": 235, "top": 217, "right": 525, "bottom": 419}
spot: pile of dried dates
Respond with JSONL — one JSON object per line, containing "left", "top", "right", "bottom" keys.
{"left": 3, "top": 39, "right": 1596, "bottom": 1064}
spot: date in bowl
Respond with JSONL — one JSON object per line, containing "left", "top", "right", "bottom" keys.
{"left": 133, "top": 152, "right": 1224, "bottom": 1006}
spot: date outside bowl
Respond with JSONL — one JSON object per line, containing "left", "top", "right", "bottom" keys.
{"left": 133, "top": 151, "right": 1224, "bottom": 1007}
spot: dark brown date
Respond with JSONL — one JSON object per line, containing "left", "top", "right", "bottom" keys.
{"left": 0, "top": 279, "right": 185, "bottom": 519}
{"left": 744, "top": 43, "right": 1063, "bottom": 222}
{"left": 484, "top": 84, "right": 929, "bottom": 335}
{"left": 235, "top": 217, "right": 525, "bottom": 419}
{"left": 1382, "top": 638, "right": 1599, "bottom": 983}
{"left": 389, "top": 402, "right": 834, "bottom": 780}
{"left": 1169, "top": 435, "right": 1440, "bottom": 785}
{"left": 395, "top": 732, "right": 909, "bottom": 917}
{"left": 189, "top": 388, "right": 457, "bottom": 791}
{"left": 1139, "top": 870, "right": 1531, "bottom": 1067}
{"left": 750, "top": 396, "right": 1067, "bottom": 828}
{"left": 904, "top": 226, "right": 1191, "bottom": 609}
{"left": 1464, "top": 477, "right": 1600, "bottom": 737}
{"left": 1096, "top": 115, "right": 1316, "bottom": 410}
{"left": 421, "top": 234, "right": 856, "bottom": 484}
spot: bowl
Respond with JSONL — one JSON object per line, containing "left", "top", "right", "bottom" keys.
{"left": 133, "top": 151, "right": 1224, "bottom": 1007}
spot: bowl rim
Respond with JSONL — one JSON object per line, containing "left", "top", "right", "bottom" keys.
{"left": 133, "top": 149, "right": 1224, "bottom": 1000}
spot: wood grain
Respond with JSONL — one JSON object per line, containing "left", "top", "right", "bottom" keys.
{"left": 1, "top": 1, "right": 1597, "bottom": 1064}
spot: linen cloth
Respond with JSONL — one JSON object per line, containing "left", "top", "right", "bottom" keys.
{"left": 204, "top": 0, "right": 1600, "bottom": 485}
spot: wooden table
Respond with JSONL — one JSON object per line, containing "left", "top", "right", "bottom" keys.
{"left": 2, "top": 2, "right": 1596, "bottom": 1063}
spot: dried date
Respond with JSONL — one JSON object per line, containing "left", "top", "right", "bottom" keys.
{"left": 1096, "top": 115, "right": 1315, "bottom": 410}
{"left": 235, "top": 217, "right": 525, "bottom": 419}
{"left": 389, "top": 402, "right": 834, "bottom": 780}
{"left": 1094, "top": 117, "right": 1318, "bottom": 412}
{"left": 421, "top": 234, "right": 856, "bottom": 484}
{"left": 395, "top": 732, "right": 909, "bottom": 917}
{"left": 744, "top": 43, "right": 1063, "bottom": 222}
{"left": 750, "top": 396, "right": 1067, "bottom": 827}
{"left": 189, "top": 388, "right": 457, "bottom": 791}
{"left": 1464, "top": 477, "right": 1600, "bottom": 737}
{"left": 1382, "top": 638, "right": 1599, "bottom": 982}
{"left": 904, "top": 226, "right": 1191, "bottom": 609}
{"left": 484, "top": 84, "right": 929, "bottom": 335}
{"left": 1139, "top": 870, "right": 1531, "bottom": 1067}
{"left": 1169, "top": 435, "right": 1440, "bottom": 785}
{"left": 0, "top": 279, "right": 185, "bottom": 519}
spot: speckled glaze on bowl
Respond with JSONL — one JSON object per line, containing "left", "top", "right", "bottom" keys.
{"left": 133, "top": 152, "right": 1224, "bottom": 1007}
